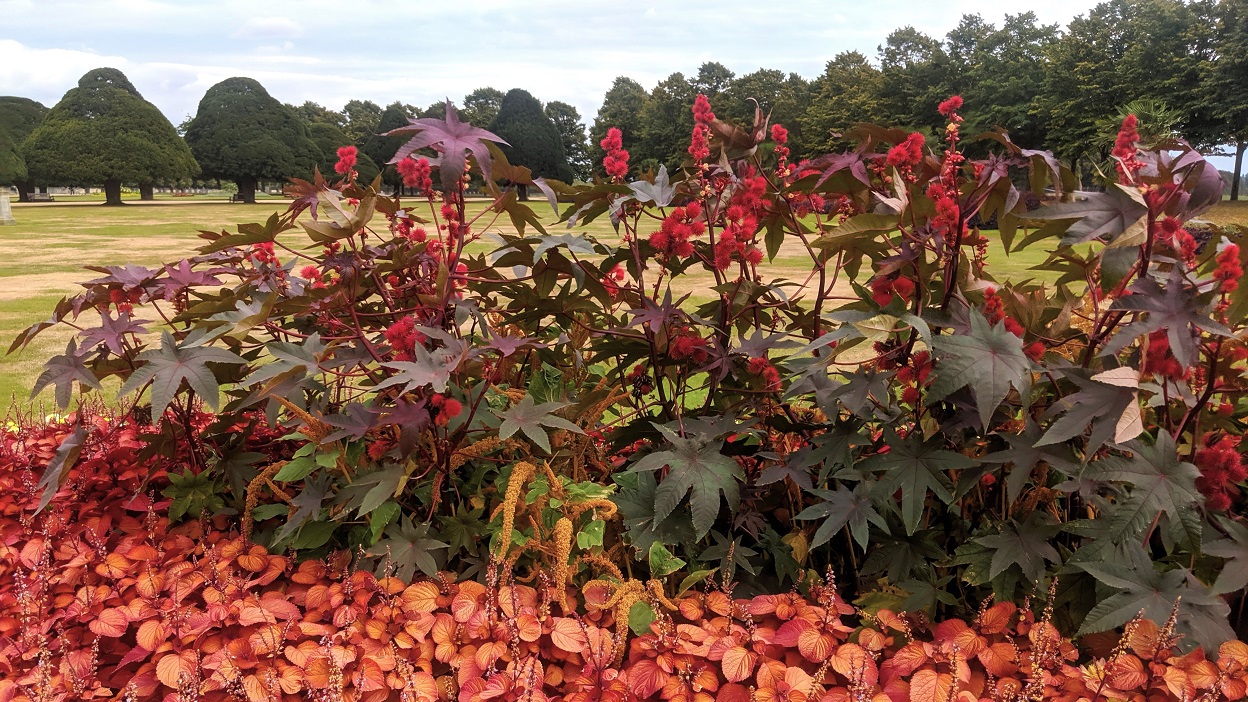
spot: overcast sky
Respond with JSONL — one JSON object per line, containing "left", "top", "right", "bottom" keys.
{"left": 0, "top": 0, "right": 1239, "bottom": 170}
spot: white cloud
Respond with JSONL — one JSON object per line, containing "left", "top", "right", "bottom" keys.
{"left": 231, "top": 16, "right": 304, "bottom": 40}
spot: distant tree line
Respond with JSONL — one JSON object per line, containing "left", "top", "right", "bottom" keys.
{"left": 1, "top": 0, "right": 1245, "bottom": 204}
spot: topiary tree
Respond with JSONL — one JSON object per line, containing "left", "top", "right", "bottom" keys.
{"left": 308, "top": 121, "right": 380, "bottom": 184}
{"left": 20, "top": 69, "right": 197, "bottom": 205}
{"left": 488, "top": 88, "right": 572, "bottom": 198}
{"left": 183, "top": 77, "right": 319, "bottom": 204}
{"left": 0, "top": 97, "right": 48, "bottom": 201}
{"left": 360, "top": 102, "right": 414, "bottom": 194}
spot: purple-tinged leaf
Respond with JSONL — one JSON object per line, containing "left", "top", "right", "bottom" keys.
{"left": 1027, "top": 186, "right": 1148, "bottom": 245}
{"left": 34, "top": 423, "right": 88, "bottom": 515}
{"left": 384, "top": 100, "right": 508, "bottom": 190}
{"left": 78, "top": 311, "right": 150, "bottom": 356}
{"left": 31, "top": 339, "right": 102, "bottom": 408}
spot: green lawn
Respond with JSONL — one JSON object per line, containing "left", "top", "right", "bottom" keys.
{"left": 0, "top": 198, "right": 1242, "bottom": 413}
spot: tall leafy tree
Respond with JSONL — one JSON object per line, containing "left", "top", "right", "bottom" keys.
{"left": 0, "top": 97, "right": 48, "bottom": 201}
{"left": 294, "top": 101, "right": 345, "bottom": 130}
{"left": 944, "top": 13, "right": 1059, "bottom": 148}
{"left": 721, "top": 69, "right": 811, "bottom": 158}
{"left": 308, "top": 122, "right": 380, "bottom": 184}
{"left": 877, "top": 27, "right": 952, "bottom": 132}
{"left": 636, "top": 72, "right": 697, "bottom": 173}
{"left": 461, "top": 88, "right": 505, "bottom": 127}
{"left": 589, "top": 77, "right": 648, "bottom": 175}
{"left": 342, "top": 99, "right": 382, "bottom": 144}
{"left": 22, "top": 68, "right": 198, "bottom": 205}
{"left": 489, "top": 88, "right": 573, "bottom": 197}
{"left": 800, "top": 52, "right": 886, "bottom": 154}
{"left": 1038, "top": 0, "right": 1212, "bottom": 180}
{"left": 1206, "top": 0, "right": 1248, "bottom": 199}
{"left": 183, "top": 77, "right": 318, "bottom": 204}
{"left": 692, "top": 62, "right": 736, "bottom": 97}
{"left": 544, "top": 101, "right": 591, "bottom": 181}
{"left": 360, "top": 102, "right": 415, "bottom": 193}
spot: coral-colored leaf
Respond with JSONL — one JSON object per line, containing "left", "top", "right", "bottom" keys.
{"left": 909, "top": 669, "right": 950, "bottom": 702}
{"left": 551, "top": 618, "right": 586, "bottom": 653}
{"left": 722, "top": 646, "right": 757, "bottom": 683}
{"left": 89, "top": 607, "right": 128, "bottom": 637}
{"left": 137, "top": 619, "right": 167, "bottom": 651}
{"left": 629, "top": 659, "right": 668, "bottom": 698}
{"left": 977, "top": 643, "right": 1017, "bottom": 677}
{"left": 155, "top": 651, "right": 189, "bottom": 689}
{"left": 404, "top": 582, "right": 442, "bottom": 614}
{"left": 1109, "top": 655, "right": 1147, "bottom": 690}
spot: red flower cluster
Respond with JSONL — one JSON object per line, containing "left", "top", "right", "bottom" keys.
{"left": 1112, "top": 114, "right": 1143, "bottom": 182}
{"left": 298, "top": 264, "right": 326, "bottom": 289}
{"left": 870, "top": 275, "right": 915, "bottom": 307}
{"left": 1215, "top": 243, "right": 1243, "bottom": 293}
{"left": 600, "top": 128, "right": 629, "bottom": 181}
{"left": 397, "top": 156, "right": 434, "bottom": 193}
{"left": 1195, "top": 434, "right": 1246, "bottom": 511}
{"left": 688, "top": 95, "right": 716, "bottom": 163}
{"left": 649, "top": 202, "right": 705, "bottom": 260}
{"left": 429, "top": 393, "right": 464, "bottom": 426}
{"left": 714, "top": 175, "right": 768, "bottom": 270}
{"left": 668, "top": 327, "right": 710, "bottom": 364}
{"left": 249, "top": 241, "right": 277, "bottom": 267}
{"left": 1145, "top": 331, "right": 1189, "bottom": 382}
{"left": 747, "top": 356, "right": 781, "bottom": 392}
{"left": 983, "top": 288, "right": 1043, "bottom": 360}
{"left": 602, "top": 264, "right": 626, "bottom": 298}
{"left": 334, "top": 145, "right": 358, "bottom": 175}
{"left": 383, "top": 315, "right": 426, "bottom": 362}
{"left": 1158, "top": 216, "right": 1197, "bottom": 266}
{"left": 896, "top": 351, "right": 933, "bottom": 405}
{"left": 885, "top": 133, "right": 925, "bottom": 170}
{"left": 771, "top": 124, "right": 790, "bottom": 175}
{"left": 937, "top": 95, "right": 963, "bottom": 117}
{"left": 925, "top": 182, "right": 960, "bottom": 235}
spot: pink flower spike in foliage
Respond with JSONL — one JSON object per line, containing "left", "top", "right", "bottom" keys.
{"left": 600, "top": 127, "right": 629, "bottom": 181}
{"left": 770, "top": 124, "right": 788, "bottom": 145}
{"left": 937, "top": 95, "right": 963, "bottom": 117}
{"left": 886, "top": 133, "right": 925, "bottom": 169}
{"left": 692, "top": 94, "right": 716, "bottom": 125}
{"left": 1112, "top": 114, "right": 1143, "bottom": 181}
{"left": 1215, "top": 243, "right": 1243, "bottom": 293}
{"left": 334, "top": 145, "right": 358, "bottom": 174}
{"left": 397, "top": 156, "right": 433, "bottom": 193}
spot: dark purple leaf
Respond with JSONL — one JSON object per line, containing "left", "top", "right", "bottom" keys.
{"left": 384, "top": 100, "right": 508, "bottom": 190}
{"left": 78, "top": 310, "right": 150, "bottom": 356}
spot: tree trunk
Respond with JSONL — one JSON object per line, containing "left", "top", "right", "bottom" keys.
{"left": 237, "top": 178, "right": 257, "bottom": 204}
{"left": 16, "top": 181, "right": 32, "bottom": 203}
{"left": 517, "top": 183, "right": 529, "bottom": 201}
{"left": 1232, "top": 141, "right": 1245, "bottom": 202}
{"left": 102, "top": 179, "right": 124, "bottom": 206}
{"left": 139, "top": 183, "right": 155, "bottom": 201}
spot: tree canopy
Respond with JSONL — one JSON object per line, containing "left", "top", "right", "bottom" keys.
{"left": 461, "top": 88, "right": 505, "bottom": 127}
{"left": 489, "top": 88, "right": 573, "bottom": 185}
{"left": 183, "top": 77, "right": 318, "bottom": 202}
{"left": 21, "top": 68, "right": 198, "bottom": 204}
{"left": 308, "top": 122, "right": 380, "bottom": 184}
{"left": 589, "top": 77, "right": 648, "bottom": 173}
{"left": 544, "top": 101, "right": 591, "bottom": 182}
{"left": 360, "top": 102, "right": 415, "bottom": 191}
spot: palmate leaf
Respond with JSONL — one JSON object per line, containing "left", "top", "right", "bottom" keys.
{"left": 376, "top": 343, "right": 462, "bottom": 395}
{"left": 495, "top": 396, "right": 583, "bottom": 453}
{"left": 978, "top": 419, "right": 1081, "bottom": 505}
{"left": 928, "top": 309, "right": 1031, "bottom": 430}
{"left": 78, "top": 310, "right": 149, "bottom": 356}
{"left": 34, "top": 423, "right": 87, "bottom": 515}
{"left": 1038, "top": 368, "right": 1139, "bottom": 453}
{"left": 366, "top": 516, "right": 448, "bottom": 581}
{"left": 1204, "top": 517, "right": 1248, "bottom": 595}
{"left": 629, "top": 422, "right": 744, "bottom": 540}
{"left": 118, "top": 330, "right": 245, "bottom": 419}
{"left": 31, "top": 339, "right": 102, "bottom": 409}
{"left": 972, "top": 512, "right": 1062, "bottom": 583}
{"left": 273, "top": 476, "right": 328, "bottom": 545}
{"left": 794, "top": 483, "right": 885, "bottom": 549}
{"left": 862, "top": 430, "right": 977, "bottom": 535}
{"left": 1085, "top": 432, "right": 1203, "bottom": 550}
{"left": 628, "top": 165, "right": 675, "bottom": 207}
{"left": 1103, "top": 268, "right": 1232, "bottom": 367}
{"left": 1078, "top": 562, "right": 1233, "bottom": 652}
{"left": 383, "top": 100, "right": 508, "bottom": 190}
{"left": 1027, "top": 185, "right": 1148, "bottom": 245}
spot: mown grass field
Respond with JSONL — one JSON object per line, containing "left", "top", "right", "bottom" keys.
{"left": 1, "top": 197, "right": 1244, "bottom": 413}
